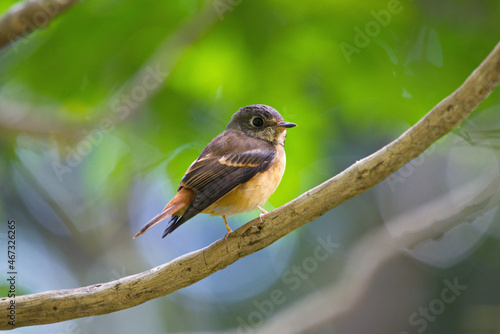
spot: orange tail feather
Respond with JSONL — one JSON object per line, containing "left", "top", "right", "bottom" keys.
{"left": 133, "top": 188, "right": 194, "bottom": 238}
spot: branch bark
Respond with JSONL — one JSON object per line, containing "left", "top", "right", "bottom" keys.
{"left": 0, "top": 0, "right": 79, "bottom": 51}
{"left": 1, "top": 40, "right": 499, "bottom": 329}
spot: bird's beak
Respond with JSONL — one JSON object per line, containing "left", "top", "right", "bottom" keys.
{"left": 274, "top": 121, "right": 297, "bottom": 129}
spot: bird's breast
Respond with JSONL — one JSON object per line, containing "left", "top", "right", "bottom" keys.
{"left": 204, "top": 144, "right": 287, "bottom": 217}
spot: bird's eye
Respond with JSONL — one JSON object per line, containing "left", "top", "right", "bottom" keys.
{"left": 252, "top": 117, "right": 264, "bottom": 127}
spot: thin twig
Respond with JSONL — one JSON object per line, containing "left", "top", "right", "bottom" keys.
{"left": 0, "top": 0, "right": 79, "bottom": 51}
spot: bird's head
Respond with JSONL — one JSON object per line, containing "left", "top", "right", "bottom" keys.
{"left": 226, "top": 104, "right": 297, "bottom": 145}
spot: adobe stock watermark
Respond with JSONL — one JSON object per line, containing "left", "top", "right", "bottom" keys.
{"left": 51, "top": 65, "right": 168, "bottom": 182}
{"left": 400, "top": 277, "right": 467, "bottom": 334}
{"left": 48, "top": 316, "right": 94, "bottom": 334}
{"left": 213, "top": 0, "right": 243, "bottom": 20}
{"left": 340, "top": 0, "right": 404, "bottom": 64}
{"left": 45, "top": 264, "right": 130, "bottom": 333}
{"left": 7, "top": 0, "right": 73, "bottom": 53}
{"left": 385, "top": 123, "right": 497, "bottom": 192}
{"left": 385, "top": 142, "right": 437, "bottom": 192}
{"left": 233, "top": 235, "right": 340, "bottom": 334}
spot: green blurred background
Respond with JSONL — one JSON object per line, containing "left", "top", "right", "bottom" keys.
{"left": 1, "top": 0, "right": 500, "bottom": 333}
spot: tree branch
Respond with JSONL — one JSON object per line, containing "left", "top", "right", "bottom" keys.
{"left": 0, "top": 0, "right": 80, "bottom": 52}
{"left": 1, "top": 40, "right": 499, "bottom": 329}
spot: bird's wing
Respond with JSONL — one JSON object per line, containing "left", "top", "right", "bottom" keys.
{"left": 161, "top": 146, "right": 276, "bottom": 237}
{"left": 183, "top": 148, "right": 275, "bottom": 216}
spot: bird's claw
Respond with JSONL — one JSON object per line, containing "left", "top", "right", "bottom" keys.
{"left": 257, "top": 205, "right": 268, "bottom": 222}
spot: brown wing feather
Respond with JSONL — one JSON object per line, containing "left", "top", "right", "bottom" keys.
{"left": 181, "top": 147, "right": 274, "bottom": 185}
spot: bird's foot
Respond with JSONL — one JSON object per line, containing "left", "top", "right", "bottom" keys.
{"left": 223, "top": 216, "right": 233, "bottom": 240}
{"left": 257, "top": 205, "right": 268, "bottom": 222}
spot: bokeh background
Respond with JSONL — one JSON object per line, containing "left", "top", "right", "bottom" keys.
{"left": 1, "top": 0, "right": 500, "bottom": 333}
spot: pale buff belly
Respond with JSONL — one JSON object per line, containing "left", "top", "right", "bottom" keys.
{"left": 203, "top": 146, "right": 286, "bottom": 217}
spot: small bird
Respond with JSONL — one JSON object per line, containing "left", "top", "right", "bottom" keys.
{"left": 134, "top": 104, "right": 296, "bottom": 239}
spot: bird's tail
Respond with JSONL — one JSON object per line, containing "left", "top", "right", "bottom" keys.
{"left": 133, "top": 188, "right": 194, "bottom": 238}
{"left": 133, "top": 203, "right": 184, "bottom": 238}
